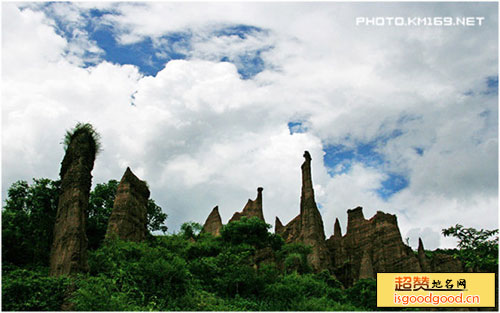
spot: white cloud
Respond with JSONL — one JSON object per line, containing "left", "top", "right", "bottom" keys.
{"left": 2, "top": 4, "right": 66, "bottom": 77}
{"left": 2, "top": 2, "right": 497, "bottom": 249}
{"left": 406, "top": 227, "right": 442, "bottom": 251}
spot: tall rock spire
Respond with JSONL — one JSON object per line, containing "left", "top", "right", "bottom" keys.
{"left": 418, "top": 237, "right": 431, "bottom": 272}
{"left": 334, "top": 218, "right": 342, "bottom": 238}
{"left": 276, "top": 151, "right": 330, "bottom": 271}
{"left": 299, "top": 152, "right": 326, "bottom": 241}
{"left": 346, "top": 206, "right": 365, "bottom": 235}
{"left": 50, "top": 124, "right": 98, "bottom": 276}
{"left": 299, "top": 151, "right": 329, "bottom": 270}
{"left": 202, "top": 206, "right": 223, "bottom": 236}
{"left": 106, "top": 167, "right": 150, "bottom": 242}
{"left": 300, "top": 151, "right": 314, "bottom": 211}
{"left": 275, "top": 216, "right": 284, "bottom": 234}
{"left": 229, "top": 187, "right": 265, "bottom": 223}
{"left": 326, "top": 217, "right": 347, "bottom": 278}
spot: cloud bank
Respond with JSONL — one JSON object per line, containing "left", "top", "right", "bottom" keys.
{"left": 2, "top": 2, "right": 497, "bottom": 249}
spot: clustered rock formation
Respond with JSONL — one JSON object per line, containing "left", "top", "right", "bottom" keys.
{"left": 418, "top": 238, "right": 463, "bottom": 273}
{"left": 229, "top": 187, "right": 265, "bottom": 223}
{"left": 106, "top": 167, "right": 150, "bottom": 242}
{"left": 203, "top": 187, "right": 266, "bottom": 235}
{"left": 202, "top": 150, "right": 464, "bottom": 287}
{"left": 50, "top": 126, "right": 151, "bottom": 277}
{"left": 49, "top": 125, "right": 462, "bottom": 288}
{"left": 326, "top": 207, "right": 422, "bottom": 286}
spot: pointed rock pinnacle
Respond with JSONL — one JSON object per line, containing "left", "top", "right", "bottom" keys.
{"left": 275, "top": 216, "right": 284, "bottom": 234}
{"left": 202, "top": 206, "right": 223, "bottom": 236}
{"left": 229, "top": 187, "right": 265, "bottom": 223}
{"left": 418, "top": 237, "right": 424, "bottom": 251}
{"left": 417, "top": 237, "right": 431, "bottom": 272}
{"left": 106, "top": 167, "right": 150, "bottom": 242}
{"left": 334, "top": 218, "right": 342, "bottom": 237}
{"left": 301, "top": 151, "right": 314, "bottom": 205}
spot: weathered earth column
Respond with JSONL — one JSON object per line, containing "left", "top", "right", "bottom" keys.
{"left": 106, "top": 167, "right": 150, "bottom": 242}
{"left": 418, "top": 238, "right": 431, "bottom": 272}
{"left": 202, "top": 206, "right": 223, "bottom": 236}
{"left": 229, "top": 187, "right": 265, "bottom": 223}
{"left": 275, "top": 217, "right": 284, "bottom": 234}
{"left": 50, "top": 124, "right": 98, "bottom": 276}
{"left": 299, "top": 151, "right": 330, "bottom": 270}
{"left": 273, "top": 151, "right": 330, "bottom": 271}
{"left": 333, "top": 218, "right": 342, "bottom": 238}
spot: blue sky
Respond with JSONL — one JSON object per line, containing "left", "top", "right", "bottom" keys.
{"left": 85, "top": 24, "right": 269, "bottom": 78}
{"left": 44, "top": 2, "right": 417, "bottom": 200}
{"left": 43, "top": 4, "right": 269, "bottom": 78}
{"left": 3, "top": 2, "right": 498, "bottom": 249}
{"left": 289, "top": 121, "right": 410, "bottom": 199}
{"left": 321, "top": 130, "right": 409, "bottom": 200}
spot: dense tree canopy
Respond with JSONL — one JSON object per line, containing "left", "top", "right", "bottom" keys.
{"left": 3, "top": 177, "right": 496, "bottom": 311}
{"left": 2, "top": 179, "right": 60, "bottom": 266}
{"left": 3, "top": 209, "right": 369, "bottom": 311}
{"left": 87, "top": 180, "right": 168, "bottom": 249}
{"left": 442, "top": 224, "right": 499, "bottom": 272}
{"left": 2, "top": 178, "right": 168, "bottom": 265}
{"left": 220, "top": 216, "right": 283, "bottom": 250}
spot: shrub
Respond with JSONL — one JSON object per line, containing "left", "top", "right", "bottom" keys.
{"left": 442, "top": 224, "right": 499, "bottom": 272}
{"left": 2, "top": 267, "right": 70, "bottom": 311}
{"left": 278, "top": 242, "right": 313, "bottom": 274}
{"left": 346, "top": 278, "right": 377, "bottom": 310}
{"left": 257, "top": 263, "right": 281, "bottom": 285}
{"left": 71, "top": 275, "right": 144, "bottom": 311}
{"left": 2, "top": 179, "right": 59, "bottom": 266}
{"left": 263, "top": 272, "right": 336, "bottom": 310}
{"left": 185, "top": 234, "right": 223, "bottom": 260}
{"left": 86, "top": 239, "right": 192, "bottom": 309}
{"left": 220, "top": 217, "right": 274, "bottom": 249}
{"left": 153, "top": 234, "right": 190, "bottom": 256}
{"left": 294, "top": 296, "right": 361, "bottom": 311}
{"left": 212, "top": 246, "right": 261, "bottom": 298}
{"left": 62, "top": 122, "right": 101, "bottom": 154}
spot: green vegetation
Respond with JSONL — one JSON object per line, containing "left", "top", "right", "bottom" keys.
{"left": 62, "top": 122, "right": 101, "bottom": 154}
{"left": 87, "top": 179, "right": 167, "bottom": 249}
{"left": 3, "top": 228, "right": 371, "bottom": 311}
{"left": 87, "top": 179, "right": 119, "bottom": 250}
{"left": 2, "top": 177, "right": 373, "bottom": 311}
{"left": 2, "top": 266, "right": 70, "bottom": 311}
{"left": 2, "top": 179, "right": 60, "bottom": 266}
{"left": 2, "top": 178, "right": 167, "bottom": 266}
{"left": 346, "top": 278, "right": 377, "bottom": 310}
{"left": 3, "top": 176, "right": 497, "bottom": 311}
{"left": 442, "top": 224, "right": 499, "bottom": 272}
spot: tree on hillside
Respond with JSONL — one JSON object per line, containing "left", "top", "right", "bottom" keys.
{"left": 3, "top": 178, "right": 168, "bottom": 266}
{"left": 146, "top": 199, "right": 168, "bottom": 234}
{"left": 2, "top": 179, "right": 60, "bottom": 266}
{"left": 220, "top": 216, "right": 283, "bottom": 250}
{"left": 87, "top": 180, "right": 119, "bottom": 250}
{"left": 180, "top": 222, "right": 203, "bottom": 239}
{"left": 442, "top": 224, "right": 498, "bottom": 272}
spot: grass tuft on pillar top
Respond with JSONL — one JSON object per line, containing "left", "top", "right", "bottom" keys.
{"left": 62, "top": 122, "right": 102, "bottom": 155}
